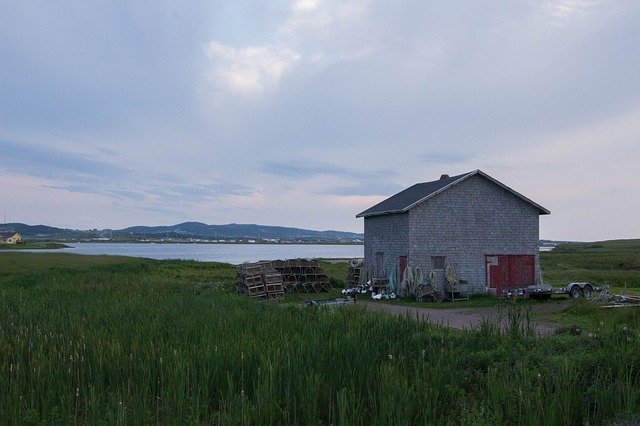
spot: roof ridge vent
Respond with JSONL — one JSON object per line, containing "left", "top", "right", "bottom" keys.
{"left": 439, "top": 174, "right": 450, "bottom": 180}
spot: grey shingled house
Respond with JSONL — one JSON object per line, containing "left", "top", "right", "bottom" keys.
{"left": 356, "top": 170, "right": 550, "bottom": 296}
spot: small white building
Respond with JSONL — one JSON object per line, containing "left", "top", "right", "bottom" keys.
{"left": 0, "top": 232, "right": 22, "bottom": 244}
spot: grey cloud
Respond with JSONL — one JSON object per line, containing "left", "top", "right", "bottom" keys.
{"left": 0, "top": 2, "right": 209, "bottom": 135}
{"left": 262, "top": 159, "right": 395, "bottom": 181}
{"left": 0, "top": 139, "right": 257, "bottom": 205}
{"left": 42, "top": 184, "right": 105, "bottom": 195}
{"left": 230, "top": 1, "right": 640, "bottom": 160}
{"left": 145, "top": 181, "right": 257, "bottom": 202}
{"left": 43, "top": 184, "right": 147, "bottom": 202}
{"left": 326, "top": 181, "right": 403, "bottom": 197}
{"left": 420, "top": 152, "right": 473, "bottom": 165}
{"left": 262, "top": 160, "right": 345, "bottom": 179}
{"left": 0, "top": 139, "right": 128, "bottom": 182}
{"left": 262, "top": 158, "right": 401, "bottom": 197}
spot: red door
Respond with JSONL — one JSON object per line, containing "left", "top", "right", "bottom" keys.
{"left": 486, "top": 255, "right": 535, "bottom": 296}
{"left": 399, "top": 256, "right": 408, "bottom": 282}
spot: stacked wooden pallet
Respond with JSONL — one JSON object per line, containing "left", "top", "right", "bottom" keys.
{"left": 261, "top": 268, "right": 285, "bottom": 300}
{"left": 346, "top": 259, "right": 363, "bottom": 289}
{"left": 237, "top": 259, "right": 331, "bottom": 296}
{"left": 272, "top": 259, "right": 331, "bottom": 293}
{"left": 236, "top": 261, "right": 284, "bottom": 300}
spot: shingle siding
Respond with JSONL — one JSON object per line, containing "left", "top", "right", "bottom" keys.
{"left": 363, "top": 212, "right": 409, "bottom": 283}
{"left": 362, "top": 174, "right": 542, "bottom": 294}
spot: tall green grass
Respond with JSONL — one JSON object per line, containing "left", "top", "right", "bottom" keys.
{"left": 542, "top": 240, "right": 640, "bottom": 288}
{"left": 0, "top": 253, "right": 639, "bottom": 424}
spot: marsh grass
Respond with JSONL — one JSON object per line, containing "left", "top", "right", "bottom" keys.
{"left": 542, "top": 240, "right": 640, "bottom": 289}
{"left": 543, "top": 297, "right": 640, "bottom": 336}
{"left": 0, "top": 253, "right": 639, "bottom": 424}
{"left": 0, "top": 242, "right": 69, "bottom": 250}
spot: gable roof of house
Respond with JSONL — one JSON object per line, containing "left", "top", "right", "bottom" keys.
{"left": 0, "top": 232, "right": 20, "bottom": 238}
{"left": 356, "top": 170, "right": 550, "bottom": 218}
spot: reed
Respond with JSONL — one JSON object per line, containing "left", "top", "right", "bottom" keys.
{"left": 0, "top": 253, "right": 638, "bottom": 424}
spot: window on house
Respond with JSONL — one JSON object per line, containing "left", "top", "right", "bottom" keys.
{"left": 432, "top": 256, "right": 446, "bottom": 270}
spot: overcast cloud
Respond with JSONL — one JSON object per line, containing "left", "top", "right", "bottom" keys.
{"left": 1, "top": 0, "right": 639, "bottom": 240}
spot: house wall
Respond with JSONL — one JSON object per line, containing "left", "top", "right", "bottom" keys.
{"left": 1, "top": 233, "right": 21, "bottom": 244}
{"left": 363, "top": 212, "right": 408, "bottom": 284}
{"left": 407, "top": 174, "right": 541, "bottom": 293}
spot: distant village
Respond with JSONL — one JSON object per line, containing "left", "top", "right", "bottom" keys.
{"left": 0, "top": 226, "right": 363, "bottom": 245}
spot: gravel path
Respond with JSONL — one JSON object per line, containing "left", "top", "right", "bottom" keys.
{"left": 360, "top": 300, "right": 570, "bottom": 336}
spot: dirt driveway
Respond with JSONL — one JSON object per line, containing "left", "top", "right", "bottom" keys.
{"left": 361, "top": 300, "right": 570, "bottom": 336}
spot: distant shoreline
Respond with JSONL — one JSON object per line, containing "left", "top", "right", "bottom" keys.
{"left": 0, "top": 242, "right": 70, "bottom": 250}
{"left": 2, "top": 242, "right": 364, "bottom": 264}
{"left": 17, "top": 240, "right": 364, "bottom": 246}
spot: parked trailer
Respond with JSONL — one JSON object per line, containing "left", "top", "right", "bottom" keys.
{"left": 524, "top": 282, "right": 601, "bottom": 300}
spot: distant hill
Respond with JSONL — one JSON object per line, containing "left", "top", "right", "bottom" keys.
{"left": 0, "top": 223, "right": 77, "bottom": 238}
{"left": 120, "top": 222, "right": 363, "bottom": 240}
{"left": 0, "top": 222, "right": 363, "bottom": 242}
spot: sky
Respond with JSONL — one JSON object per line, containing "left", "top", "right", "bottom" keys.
{"left": 1, "top": 0, "right": 639, "bottom": 241}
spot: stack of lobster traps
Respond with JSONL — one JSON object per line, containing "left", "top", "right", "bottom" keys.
{"left": 272, "top": 259, "right": 331, "bottom": 293}
{"left": 236, "top": 259, "right": 331, "bottom": 298}
{"left": 261, "top": 268, "right": 285, "bottom": 300}
{"left": 236, "top": 261, "right": 284, "bottom": 300}
{"left": 345, "top": 258, "right": 364, "bottom": 289}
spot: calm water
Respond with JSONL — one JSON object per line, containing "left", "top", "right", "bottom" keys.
{"left": 11, "top": 243, "right": 364, "bottom": 265}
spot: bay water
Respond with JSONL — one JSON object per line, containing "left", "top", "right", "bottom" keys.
{"left": 12, "top": 242, "right": 364, "bottom": 265}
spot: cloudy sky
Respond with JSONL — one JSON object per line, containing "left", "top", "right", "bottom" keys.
{"left": 1, "top": 1, "right": 639, "bottom": 241}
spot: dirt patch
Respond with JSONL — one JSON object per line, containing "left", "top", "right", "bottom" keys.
{"left": 360, "top": 300, "right": 571, "bottom": 336}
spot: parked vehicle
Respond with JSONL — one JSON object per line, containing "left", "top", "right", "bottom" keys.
{"left": 524, "top": 282, "right": 601, "bottom": 300}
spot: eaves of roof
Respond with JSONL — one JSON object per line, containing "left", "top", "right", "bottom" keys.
{"left": 356, "top": 169, "right": 550, "bottom": 218}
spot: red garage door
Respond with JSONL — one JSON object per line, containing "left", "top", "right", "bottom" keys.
{"left": 485, "top": 255, "right": 535, "bottom": 297}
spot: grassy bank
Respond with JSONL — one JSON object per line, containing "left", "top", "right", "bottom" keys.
{"left": 1, "top": 252, "right": 639, "bottom": 424}
{"left": 0, "top": 242, "right": 68, "bottom": 250}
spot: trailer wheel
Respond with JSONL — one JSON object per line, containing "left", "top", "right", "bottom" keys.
{"left": 582, "top": 285, "right": 593, "bottom": 299}
{"left": 569, "top": 285, "right": 583, "bottom": 299}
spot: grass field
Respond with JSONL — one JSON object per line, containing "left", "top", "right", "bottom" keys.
{"left": 541, "top": 239, "right": 640, "bottom": 291}
{"left": 0, "top": 242, "right": 68, "bottom": 250}
{"left": 1, "top": 249, "right": 639, "bottom": 424}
